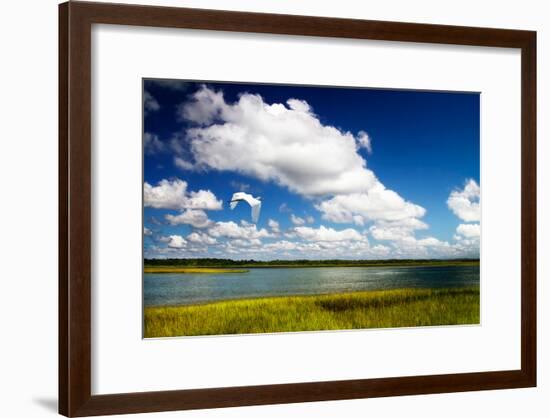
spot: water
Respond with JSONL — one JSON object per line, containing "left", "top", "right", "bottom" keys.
{"left": 144, "top": 265, "right": 479, "bottom": 307}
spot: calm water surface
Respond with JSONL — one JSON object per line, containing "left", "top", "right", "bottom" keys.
{"left": 144, "top": 266, "right": 479, "bottom": 307}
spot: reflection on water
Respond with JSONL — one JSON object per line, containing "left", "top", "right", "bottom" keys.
{"left": 144, "top": 265, "right": 480, "bottom": 307}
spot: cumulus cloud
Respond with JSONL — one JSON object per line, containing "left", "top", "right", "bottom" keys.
{"left": 187, "top": 231, "right": 217, "bottom": 245}
{"left": 371, "top": 244, "right": 391, "bottom": 257}
{"left": 230, "top": 238, "right": 262, "bottom": 248}
{"left": 174, "top": 157, "right": 194, "bottom": 170}
{"left": 447, "top": 179, "right": 480, "bottom": 222}
{"left": 178, "top": 85, "right": 378, "bottom": 196}
{"left": 290, "top": 225, "right": 365, "bottom": 242}
{"left": 263, "top": 240, "right": 298, "bottom": 252}
{"left": 144, "top": 179, "right": 222, "bottom": 211}
{"left": 144, "top": 90, "right": 160, "bottom": 115}
{"left": 389, "top": 235, "right": 453, "bottom": 258}
{"left": 290, "top": 214, "right": 306, "bottom": 226}
{"left": 268, "top": 219, "right": 280, "bottom": 233}
{"left": 165, "top": 209, "right": 213, "bottom": 229}
{"left": 144, "top": 132, "right": 165, "bottom": 155}
{"left": 356, "top": 131, "right": 372, "bottom": 154}
{"left": 369, "top": 218, "right": 428, "bottom": 241}
{"left": 143, "top": 227, "right": 152, "bottom": 236}
{"left": 456, "top": 223, "right": 480, "bottom": 239}
{"left": 166, "top": 235, "right": 186, "bottom": 249}
{"left": 316, "top": 184, "right": 426, "bottom": 226}
{"left": 450, "top": 237, "right": 480, "bottom": 258}
{"left": 414, "top": 237, "right": 447, "bottom": 247}
{"left": 237, "top": 236, "right": 388, "bottom": 259}
{"left": 368, "top": 222, "right": 478, "bottom": 259}
{"left": 370, "top": 225, "right": 412, "bottom": 241}
{"left": 208, "top": 220, "right": 271, "bottom": 240}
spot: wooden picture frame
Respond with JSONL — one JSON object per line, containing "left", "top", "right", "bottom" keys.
{"left": 59, "top": 1, "right": 537, "bottom": 416}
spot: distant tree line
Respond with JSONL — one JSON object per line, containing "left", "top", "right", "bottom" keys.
{"left": 144, "top": 258, "right": 480, "bottom": 267}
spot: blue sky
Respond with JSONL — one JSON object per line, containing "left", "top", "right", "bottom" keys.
{"left": 143, "top": 79, "right": 480, "bottom": 260}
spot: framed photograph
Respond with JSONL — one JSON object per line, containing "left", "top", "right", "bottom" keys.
{"left": 59, "top": 1, "right": 536, "bottom": 416}
{"left": 142, "top": 79, "right": 483, "bottom": 338}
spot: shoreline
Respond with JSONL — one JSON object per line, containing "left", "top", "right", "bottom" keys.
{"left": 144, "top": 285, "right": 480, "bottom": 309}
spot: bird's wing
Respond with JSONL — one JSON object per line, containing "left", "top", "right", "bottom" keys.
{"left": 230, "top": 192, "right": 243, "bottom": 210}
{"left": 251, "top": 201, "right": 261, "bottom": 223}
{"left": 239, "top": 193, "right": 254, "bottom": 206}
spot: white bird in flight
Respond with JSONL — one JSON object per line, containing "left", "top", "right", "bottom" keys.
{"left": 229, "top": 192, "right": 262, "bottom": 223}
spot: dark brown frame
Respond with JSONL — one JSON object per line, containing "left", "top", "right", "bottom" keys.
{"left": 59, "top": 1, "right": 537, "bottom": 416}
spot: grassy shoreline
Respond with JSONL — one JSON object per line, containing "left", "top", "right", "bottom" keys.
{"left": 144, "top": 286, "right": 480, "bottom": 338}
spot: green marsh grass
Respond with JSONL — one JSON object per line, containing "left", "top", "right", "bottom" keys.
{"left": 144, "top": 287, "right": 479, "bottom": 338}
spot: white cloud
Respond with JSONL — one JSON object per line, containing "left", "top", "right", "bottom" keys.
{"left": 415, "top": 237, "right": 447, "bottom": 247}
{"left": 179, "top": 86, "right": 227, "bottom": 125}
{"left": 144, "top": 90, "right": 160, "bottom": 115}
{"left": 316, "top": 184, "right": 426, "bottom": 226}
{"left": 179, "top": 85, "right": 378, "bottom": 196}
{"left": 165, "top": 209, "right": 212, "bottom": 229}
{"left": 356, "top": 131, "right": 372, "bottom": 154}
{"left": 143, "top": 227, "right": 152, "bottom": 236}
{"left": 450, "top": 238, "right": 480, "bottom": 258}
{"left": 144, "top": 132, "right": 164, "bottom": 155}
{"left": 447, "top": 179, "right": 480, "bottom": 222}
{"left": 268, "top": 219, "right": 280, "bottom": 233}
{"left": 144, "top": 179, "right": 222, "bottom": 211}
{"left": 263, "top": 240, "right": 298, "bottom": 251}
{"left": 291, "top": 225, "right": 365, "bottom": 242}
{"left": 187, "top": 231, "right": 217, "bottom": 245}
{"left": 371, "top": 244, "right": 391, "bottom": 257}
{"left": 230, "top": 238, "right": 262, "bottom": 247}
{"left": 256, "top": 236, "right": 390, "bottom": 259}
{"left": 290, "top": 214, "right": 306, "bottom": 226}
{"left": 147, "top": 223, "right": 478, "bottom": 260}
{"left": 389, "top": 235, "right": 453, "bottom": 258}
{"left": 174, "top": 157, "right": 194, "bottom": 170}
{"left": 208, "top": 221, "right": 271, "bottom": 240}
{"left": 166, "top": 235, "right": 186, "bottom": 249}
{"left": 370, "top": 225, "right": 411, "bottom": 241}
{"left": 456, "top": 223, "right": 480, "bottom": 239}
{"left": 290, "top": 214, "right": 315, "bottom": 226}
{"left": 369, "top": 218, "right": 428, "bottom": 241}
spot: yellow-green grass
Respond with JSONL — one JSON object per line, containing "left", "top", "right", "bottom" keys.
{"left": 144, "top": 287, "right": 479, "bottom": 338}
{"left": 144, "top": 266, "right": 249, "bottom": 274}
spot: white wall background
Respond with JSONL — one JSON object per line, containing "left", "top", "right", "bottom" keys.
{"left": 0, "top": 0, "right": 546, "bottom": 417}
